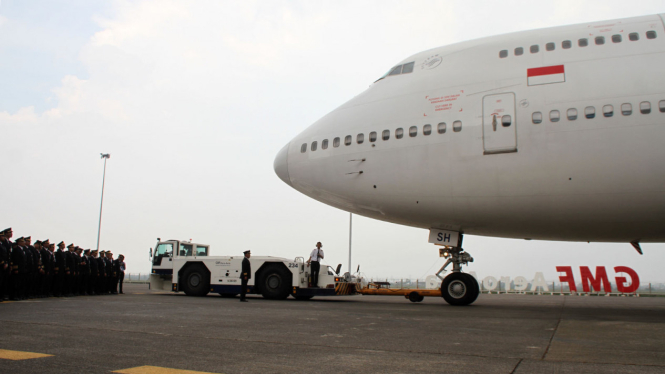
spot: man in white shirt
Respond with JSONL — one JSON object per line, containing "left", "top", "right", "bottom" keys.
{"left": 306, "top": 242, "right": 324, "bottom": 288}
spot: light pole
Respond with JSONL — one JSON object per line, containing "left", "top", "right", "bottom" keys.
{"left": 96, "top": 153, "right": 111, "bottom": 251}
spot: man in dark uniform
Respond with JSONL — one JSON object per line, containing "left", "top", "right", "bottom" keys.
{"left": 240, "top": 250, "right": 251, "bottom": 302}
{"left": 21, "top": 236, "right": 34, "bottom": 299}
{"left": 45, "top": 241, "right": 55, "bottom": 296}
{"left": 111, "top": 252, "right": 120, "bottom": 294}
{"left": 38, "top": 240, "right": 51, "bottom": 298}
{"left": 25, "top": 237, "right": 40, "bottom": 298}
{"left": 33, "top": 240, "right": 45, "bottom": 298}
{"left": 88, "top": 249, "right": 98, "bottom": 295}
{"left": 54, "top": 241, "right": 67, "bottom": 297}
{"left": 67, "top": 244, "right": 79, "bottom": 296}
{"left": 117, "top": 254, "right": 126, "bottom": 294}
{"left": 0, "top": 229, "right": 11, "bottom": 301}
{"left": 77, "top": 247, "right": 88, "bottom": 295}
{"left": 104, "top": 251, "right": 113, "bottom": 294}
{"left": 97, "top": 250, "right": 106, "bottom": 294}
{"left": 10, "top": 237, "right": 27, "bottom": 300}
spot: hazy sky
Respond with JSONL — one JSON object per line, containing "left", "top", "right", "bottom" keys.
{"left": 3, "top": 0, "right": 665, "bottom": 284}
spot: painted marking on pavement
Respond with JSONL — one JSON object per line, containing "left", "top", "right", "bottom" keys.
{"left": 113, "top": 366, "right": 220, "bottom": 374}
{"left": 0, "top": 349, "right": 54, "bottom": 360}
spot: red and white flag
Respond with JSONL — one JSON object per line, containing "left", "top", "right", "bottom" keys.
{"left": 527, "top": 65, "right": 565, "bottom": 86}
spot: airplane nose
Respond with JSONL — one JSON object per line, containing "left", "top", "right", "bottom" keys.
{"left": 274, "top": 142, "right": 291, "bottom": 186}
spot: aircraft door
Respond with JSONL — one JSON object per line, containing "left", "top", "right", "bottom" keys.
{"left": 482, "top": 93, "right": 517, "bottom": 154}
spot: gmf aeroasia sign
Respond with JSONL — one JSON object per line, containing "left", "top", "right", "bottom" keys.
{"left": 473, "top": 266, "right": 640, "bottom": 293}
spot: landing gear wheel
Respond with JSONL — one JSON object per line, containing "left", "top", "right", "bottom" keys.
{"left": 408, "top": 292, "right": 424, "bottom": 303}
{"left": 259, "top": 264, "right": 292, "bottom": 300}
{"left": 441, "top": 272, "right": 479, "bottom": 306}
{"left": 182, "top": 266, "right": 210, "bottom": 296}
{"left": 293, "top": 295, "right": 314, "bottom": 301}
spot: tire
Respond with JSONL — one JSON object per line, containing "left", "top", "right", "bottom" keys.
{"left": 259, "top": 264, "right": 292, "bottom": 300}
{"left": 293, "top": 295, "right": 314, "bottom": 301}
{"left": 408, "top": 292, "right": 424, "bottom": 303}
{"left": 219, "top": 293, "right": 238, "bottom": 298}
{"left": 440, "top": 272, "right": 478, "bottom": 306}
{"left": 181, "top": 265, "right": 210, "bottom": 297}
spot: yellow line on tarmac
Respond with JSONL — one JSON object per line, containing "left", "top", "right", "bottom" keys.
{"left": 113, "top": 366, "right": 220, "bottom": 374}
{"left": 0, "top": 349, "right": 54, "bottom": 360}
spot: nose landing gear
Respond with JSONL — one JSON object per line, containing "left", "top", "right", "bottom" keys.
{"left": 436, "top": 244, "right": 479, "bottom": 306}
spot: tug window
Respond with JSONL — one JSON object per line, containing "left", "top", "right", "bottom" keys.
{"left": 567, "top": 108, "right": 578, "bottom": 121}
{"left": 659, "top": 100, "right": 665, "bottom": 113}
{"left": 369, "top": 131, "right": 377, "bottom": 142}
{"left": 499, "top": 50, "right": 508, "bottom": 58}
{"left": 333, "top": 137, "right": 340, "bottom": 148}
{"left": 301, "top": 143, "right": 307, "bottom": 153}
{"left": 546, "top": 42, "right": 555, "bottom": 51}
{"left": 409, "top": 126, "right": 417, "bottom": 137}
{"left": 357, "top": 134, "right": 364, "bottom": 144}
{"left": 621, "top": 103, "right": 632, "bottom": 116}
{"left": 603, "top": 105, "right": 614, "bottom": 118}
{"left": 345, "top": 135, "right": 352, "bottom": 146}
{"left": 401, "top": 62, "right": 415, "bottom": 74}
{"left": 530, "top": 45, "right": 539, "bottom": 53}
{"left": 322, "top": 139, "right": 328, "bottom": 150}
{"left": 640, "top": 101, "right": 651, "bottom": 114}
{"left": 585, "top": 106, "right": 596, "bottom": 119}
{"left": 395, "top": 128, "right": 404, "bottom": 139}
{"left": 437, "top": 122, "right": 447, "bottom": 134}
{"left": 550, "top": 110, "right": 561, "bottom": 122}
{"left": 629, "top": 32, "right": 639, "bottom": 41}
{"left": 578, "top": 38, "right": 588, "bottom": 47}
{"left": 562, "top": 40, "right": 572, "bottom": 49}
{"left": 595, "top": 36, "right": 605, "bottom": 45}
{"left": 647, "top": 31, "right": 657, "bottom": 39}
{"left": 311, "top": 141, "right": 317, "bottom": 151}
{"left": 423, "top": 124, "right": 432, "bottom": 135}
{"left": 453, "top": 120, "right": 462, "bottom": 132}
{"left": 612, "top": 34, "right": 622, "bottom": 43}
{"left": 382, "top": 130, "right": 390, "bottom": 141}
{"left": 514, "top": 47, "right": 523, "bottom": 56}
{"left": 532, "top": 112, "right": 543, "bottom": 124}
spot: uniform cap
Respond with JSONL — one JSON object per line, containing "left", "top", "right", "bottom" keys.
{"left": 67, "top": 243, "right": 74, "bottom": 248}
{"left": 35, "top": 240, "right": 42, "bottom": 245}
{"left": 83, "top": 249, "right": 90, "bottom": 254}
{"left": 16, "top": 237, "right": 25, "bottom": 241}
{"left": 42, "top": 239, "right": 50, "bottom": 244}
{"left": 2, "top": 228, "right": 11, "bottom": 233}
{"left": 91, "top": 249, "right": 98, "bottom": 253}
{"left": 24, "top": 236, "right": 31, "bottom": 241}
{"left": 100, "top": 250, "right": 105, "bottom": 254}
{"left": 243, "top": 250, "right": 251, "bottom": 254}
{"left": 58, "top": 241, "right": 65, "bottom": 246}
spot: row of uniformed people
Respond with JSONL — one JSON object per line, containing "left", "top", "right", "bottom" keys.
{"left": 0, "top": 227, "right": 126, "bottom": 301}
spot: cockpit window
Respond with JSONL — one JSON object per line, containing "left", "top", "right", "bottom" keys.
{"left": 376, "top": 61, "right": 416, "bottom": 82}
{"left": 388, "top": 65, "right": 402, "bottom": 76}
{"left": 401, "top": 62, "right": 415, "bottom": 74}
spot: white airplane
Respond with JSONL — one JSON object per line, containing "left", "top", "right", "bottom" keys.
{"left": 273, "top": 14, "right": 665, "bottom": 305}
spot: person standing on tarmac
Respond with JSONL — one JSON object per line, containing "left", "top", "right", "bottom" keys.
{"left": 117, "top": 254, "right": 125, "bottom": 294}
{"left": 306, "top": 242, "right": 324, "bottom": 288}
{"left": 240, "top": 250, "right": 251, "bottom": 302}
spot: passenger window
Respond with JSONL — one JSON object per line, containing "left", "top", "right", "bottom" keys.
{"left": 514, "top": 47, "right": 523, "bottom": 56}
{"left": 322, "top": 139, "right": 328, "bottom": 150}
{"left": 550, "top": 110, "right": 561, "bottom": 122}
{"left": 301, "top": 143, "right": 307, "bottom": 153}
{"left": 401, "top": 62, "right": 415, "bottom": 74}
{"left": 388, "top": 65, "right": 402, "bottom": 76}
{"left": 437, "top": 122, "right": 447, "bottom": 134}
{"left": 567, "top": 108, "right": 578, "bottom": 121}
{"left": 382, "top": 130, "right": 390, "bottom": 141}
{"left": 612, "top": 34, "right": 622, "bottom": 43}
{"left": 333, "top": 137, "right": 340, "bottom": 148}
{"left": 501, "top": 115, "right": 511, "bottom": 127}
{"left": 659, "top": 100, "right": 665, "bottom": 113}
{"left": 603, "top": 105, "right": 614, "bottom": 117}
{"left": 546, "top": 42, "right": 555, "bottom": 51}
{"left": 196, "top": 246, "right": 208, "bottom": 256}
{"left": 640, "top": 101, "right": 651, "bottom": 114}
{"left": 395, "top": 128, "right": 404, "bottom": 139}
{"left": 621, "top": 103, "right": 632, "bottom": 116}
{"left": 409, "top": 126, "right": 417, "bottom": 137}
{"left": 311, "top": 141, "right": 317, "bottom": 151}
{"left": 585, "top": 106, "right": 596, "bottom": 119}
{"left": 578, "top": 38, "right": 588, "bottom": 47}
{"left": 562, "top": 40, "right": 572, "bottom": 49}
{"left": 530, "top": 45, "right": 539, "bottom": 53}
{"left": 532, "top": 112, "right": 543, "bottom": 124}
{"left": 647, "top": 31, "right": 657, "bottom": 39}
{"left": 595, "top": 36, "right": 605, "bottom": 45}
{"left": 423, "top": 124, "right": 432, "bottom": 135}
{"left": 345, "top": 135, "right": 352, "bottom": 146}
{"left": 499, "top": 50, "right": 508, "bottom": 58}
{"left": 629, "top": 32, "right": 639, "bottom": 41}
{"left": 453, "top": 120, "right": 462, "bottom": 132}
{"left": 357, "top": 134, "right": 364, "bottom": 144}
{"left": 369, "top": 131, "right": 377, "bottom": 142}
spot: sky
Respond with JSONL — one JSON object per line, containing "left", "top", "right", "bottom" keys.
{"left": 2, "top": 0, "right": 665, "bottom": 285}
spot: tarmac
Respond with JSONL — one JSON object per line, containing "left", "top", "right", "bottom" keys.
{"left": 1, "top": 283, "right": 664, "bottom": 374}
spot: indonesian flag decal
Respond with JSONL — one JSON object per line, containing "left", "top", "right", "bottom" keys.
{"left": 527, "top": 65, "right": 565, "bottom": 86}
